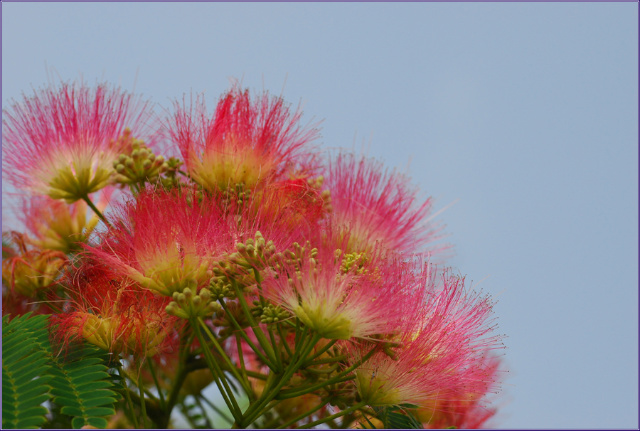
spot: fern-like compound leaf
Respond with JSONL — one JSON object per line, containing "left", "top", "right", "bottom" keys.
{"left": 2, "top": 313, "right": 120, "bottom": 429}
{"left": 2, "top": 313, "right": 52, "bottom": 429}
{"left": 47, "top": 344, "right": 119, "bottom": 429}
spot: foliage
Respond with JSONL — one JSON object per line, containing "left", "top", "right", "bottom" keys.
{"left": 2, "top": 313, "right": 119, "bottom": 429}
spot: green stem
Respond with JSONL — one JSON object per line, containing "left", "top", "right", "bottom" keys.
{"left": 276, "top": 374, "right": 355, "bottom": 400}
{"left": 138, "top": 371, "right": 149, "bottom": 428}
{"left": 198, "top": 317, "right": 253, "bottom": 395}
{"left": 305, "top": 339, "right": 338, "bottom": 364}
{"left": 235, "top": 335, "right": 256, "bottom": 401}
{"left": 146, "top": 358, "right": 166, "bottom": 410}
{"left": 200, "top": 394, "right": 235, "bottom": 425}
{"left": 192, "top": 320, "right": 243, "bottom": 423}
{"left": 277, "top": 345, "right": 378, "bottom": 400}
{"left": 244, "top": 369, "right": 269, "bottom": 380}
{"left": 253, "top": 268, "right": 267, "bottom": 306}
{"left": 121, "top": 368, "right": 159, "bottom": 403}
{"left": 276, "top": 397, "right": 331, "bottom": 429}
{"left": 159, "top": 330, "right": 193, "bottom": 428}
{"left": 298, "top": 401, "right": 367, "bottom": 429}
{"left": 194, "top": 395, "right": 214, "bottom": 428}
{"left": 116, "top": 363, "right": 140, "bottom": 429}
{"left": 218, "top": 298, "right": 275, "bottom": 369}
{"left": 240, "top": 332, "right": 321, "bottom": 427}
{"left": 267, "top": 324, "right": 283, "bottom": 371}
{"left": 231, "top": 279, "right": 279, "bottom": 370}
{"left": 277, "top": 324, "right": 293, "bottom": 358}
{"left": 306, "top": 355, "right": 347, "bottom": 366}
{"left": 304, "top": 364, "right": 341, "bottom": 374}
{"left": 111, "top": 387, "right": 163, "bottom": 425}
{"left": 81, "top": 194, "right": 111, "bottom": 227}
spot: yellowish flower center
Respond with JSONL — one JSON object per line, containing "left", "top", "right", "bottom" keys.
{"left": 42, "top": 148, "right": 116, "bottom": 203}
{"left": 294, "top": 302, "right": 353, "bottom": 340}
{"left": 189, "top": 135, "right": 276, "bottom": 192}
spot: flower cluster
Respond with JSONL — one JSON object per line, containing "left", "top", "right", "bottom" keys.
{"left": 2, "top": 79, "right": 505, "bottom": 429}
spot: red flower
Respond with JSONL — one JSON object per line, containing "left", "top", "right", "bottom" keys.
{"left": 349, "top": 267, "right": 503, "bottom": 409}
{"left": 261, "top": 248, "right": 417, "bottom": 341}
{"left": 52, "top": 266, "right": 178, "bottom": 359}
{"left": 168, "top": 85, "right": 319, "bottom": 193}
{"left": 1, "top": 232, "right": 67, "bottom": 298}
{"left": 85, "top": 188, "right": 229, "bottom": 296}
{"left": 419, "top": 354, "right": 503, "bottom": 429}
{"left": 2, "top": 81, "right": 156, "bottom": 202}
{"left": 323, "top": 152, "right": 448, "bottom": 257}
{"left": 20, "top": 189, "right": 113, "bottom": 254}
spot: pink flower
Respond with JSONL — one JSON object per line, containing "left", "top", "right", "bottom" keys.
{"left": 85, "top": 188, "right": 229, "bottom": 296}
{"left": 52, "top": 267, "right": 179, "bottom": 359}
{"left": 350, "top": 268, "right": 503, "bottom": 408}
{"left": 168, "top": 85, "right": 319, "bottom": 193}
{"left": 1, "top": 232, "right": 67, "bottom": 298}
{"left": 322, "top": 152, "right": 447, "bottom": 257}
{"left": 2, "top": 81, "right": 156, "bottom": 202}
{"left": 418, "top": 354, "right": 503, "bottom": 429}
{"left": 20, "top": 189, "right": 114, "bottom": 254}
{"left": 250, "top": 176, "right": 329, "bottom": 239}
{"left": 260, "top": 249, "right": 417, "bottom": 341}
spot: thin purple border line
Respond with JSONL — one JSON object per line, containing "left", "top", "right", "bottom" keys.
{"left": 0, "top": 0, "right": 638, "bottom": 2}
{"left": 637, "top": 2, "right": 640, "bottom": 430}
{"left": 0, "top": 3, "right": 638, "bottom": 431}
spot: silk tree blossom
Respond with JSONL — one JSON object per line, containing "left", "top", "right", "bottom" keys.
{"left": 168, "top": 86, "right": 319, "bottom": 193}
{"left": 350, "top": 268, "right": 503, "bottom": 408}
{"left": 20, "top": 189, "right": 113, "bottom": 254}
{"left": 322, "top": 152, "right": 447, "bottom": 257}
{"left": 2, "top": 81, "right": 156, "bottom": 203}
{"left": 250, "top": 175, "right": 329, "bottom": 239}
{"left": 260, "top": 247, "right": 416, "bottom": 340}
{"left": 1, "top": 232, "right": 67, "bottom": 298}
{"left": 53, "top": 270, "right": 178, "bottom": 359}
{"left": 418, "top": 354, "right": 502, "bottom": 429}
{"left": 85, "top": 188, "right": 230, "bottom": 296}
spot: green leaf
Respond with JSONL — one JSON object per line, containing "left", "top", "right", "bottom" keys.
{"left": 2, "top": 313, "right": 119, "bottom": 429}
{"left": 83, "top": 407, "right": 116, "bottom": 417}
{"left": 47, "top": 340, "right": 118, "bottom": 428}
{"left": 14, "top": 413, "right": 49, "bottom": 429}
{"left": 74, "top": 380, "right": 113, "bottom": 392}
{"left": 2, "top": 313, "right": 52, "bottom": 429}
{"left": 373, "top": 404, "right": 424, "bottom": 429}
{"left": 71, "top": 416, "right": 89, "bottom": 429}
{"left": 85, "top": 417, "right": 109, "bottom": 429}
{"left": 60, "top": 406, "right": 86, "bottom": 418}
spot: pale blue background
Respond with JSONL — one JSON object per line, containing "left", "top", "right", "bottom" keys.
{"left": 1, "top": 3, "right": 638, "bottom": 429}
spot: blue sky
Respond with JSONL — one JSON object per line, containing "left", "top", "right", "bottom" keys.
{"left": 2, "top": 3, "right": 638, "bottom": 429}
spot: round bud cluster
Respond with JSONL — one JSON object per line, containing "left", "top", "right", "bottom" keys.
{"left": 280, "top": 241, "right": 318, "bottom": 272}
{"left": 112, "top": 130, "right": 168, "bottom": 186}
{"left": 213, "top": 300, "right": 251, "bottom": 337}
{"left": 251, "top": 302, "right": 290, "bottom": 324}
{"left": 209, "top": 278, "right": 236, "bottom": 300}
{"left": 165, "top": 287, "right": 221, "bottom": 320}
{"left": 160, "top": 157, "right": 184, "bottom": 188}
{"left": 230, "top": 231, "right": 277, "bottom": 270}
{"left": 210, "top": 260, "right": 256, "bottom": 288}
